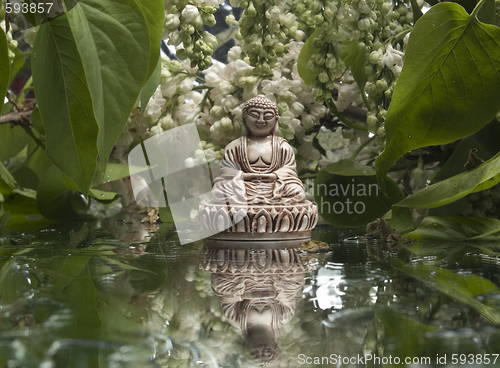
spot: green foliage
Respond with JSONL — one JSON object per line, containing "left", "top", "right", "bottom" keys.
{"left": 394, "top": 150, "right": 500, "bottom": 209}
{"left": 376, "top": 306, "right": 482, "bottom": 366}
{"left": 406, "top": 216, "right": 500, "bottom": 240}
{"left": 0, "top": 28, "right": 9, "bottom": 114}
{"left": 376, "top": 2, "right": 500, "bottom": 189}
{"left": 36, "top": 166, "right": 89, "bottom": 220}
{"left": 393, "top": 261, "right": 500, "bottom": 324}
{"left": 0, "top": 126, "right": 30, "bottom": 162}
{"left": 297, "top": 30, "right": 320, "bottom": 85}
{"left": 340, "top": 41, "right": 368, "bottom": 90}
{"left": 32, "top": 0, "right": 164, "bottom": 194}
{"left": 314, "top": 160, "right": 405, "bottom": 227}
{"left": 432, "top": 120, "right": 500, "bottom": 183}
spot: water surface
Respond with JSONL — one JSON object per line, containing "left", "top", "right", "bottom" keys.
{"left": 1, "top": 216, "right": 499, "bottom": 367}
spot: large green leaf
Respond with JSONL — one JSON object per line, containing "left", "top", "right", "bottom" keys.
{"left": 406, "top": 216, "right": 500, "bottom": 240}
{"left": 0, "top": 27, "right": 9, "bottom": 114}
{"left": 394, "top": 150, "right": 500, "bottom": 209}
{"left": 32, "top": 0, "right": 164, "bottom": 193}
{"left": 393, "top": 261, "right": 500, "bottom": 324}
{"left": 81, "top": 0, "right": 163, "bottom": 170}
{"left": 32, "top": 12, "right": 100, "bottom": 195}
{"left": 314, "top": 159, "right": 406, "bottom": 227}
{"left": 376, "top": 3, "right": 500, "bottom": 189}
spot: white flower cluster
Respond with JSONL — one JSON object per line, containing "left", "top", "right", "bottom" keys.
{"left": 231, "top": 0, "right": 304, "bottom": 75}
{"left": 204, "top": 43, "right": 327, "bottom": 170}
{"left": 164, "top": 0, "right": 222, "bottom": 70}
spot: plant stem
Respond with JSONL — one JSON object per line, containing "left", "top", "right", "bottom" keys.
{"left": 16, "top": 76, "right": 33, "bottom": 106}
{"left": 472, "top": 0, "right": 487, "bottom": 17}
{"left": 325, "top": 98, "right": 368, "bottom": 131}
{"left": 361, "top": 86, "right": 372, "bottom": 111}
{"left": 349, "top": 136, "right": 376, "bottom": 160}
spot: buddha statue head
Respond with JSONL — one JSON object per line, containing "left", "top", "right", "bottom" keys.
{"left": 242, "top": 96, "right": 279, "bottom": 137}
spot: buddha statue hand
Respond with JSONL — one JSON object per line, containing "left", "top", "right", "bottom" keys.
{"left": 242, "top": 173, "right": 277, "bottom": 183}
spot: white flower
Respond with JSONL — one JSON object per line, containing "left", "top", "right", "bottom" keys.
{"left": 216, "top": 81, "right": 235, "bottom": 96}
{"left": 161, "top": 80, "right": 177, "bottom": 98}
{"left": 160, "top": 114, "right": 177, "bottom": 130}
{"left": 383, "top": 45, "right": 404, "bottom": 69}
{"left": 182, "top": 5, "right": 199, "bottom": 23}
{"left": 150, "top": 123, "right": 164, "bottom": 136}
{"left": 403, "top": 32, "right": 411, "bottom": 45}
{"left": 23, "top": 28, "right": 37, "bottom": 47}
{"left": 280, "top": 111, "right": 301, "bottom": 131}
{"left": 201, "top": 31, "right": 218, "bottom": 48}
{"left": 290, "top": 101, "right": 304, "bottom": 116}
{"left": 222, "top": 95, "right": 240, "bottom": 111}
{"left": 227, "top": 46, "right": 242, "bottom": 62}
{"left": 180, "top": 76, "right": 195, "bottom": 94}
{"left": 145, "top": 88, "right": 166, "bottom": 121}
{"left": 165, "top": 13, "right": 180, "bottom": 30}
{"left": 334, "top": 82, "right": 361, "bottom": 111}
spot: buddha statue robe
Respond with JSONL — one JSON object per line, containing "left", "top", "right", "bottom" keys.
{"left": 212, "top": 135, "right": 306, "bottom": 205}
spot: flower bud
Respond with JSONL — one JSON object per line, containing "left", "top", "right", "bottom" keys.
{"left": 165, "top": 14, "right": 180, "bottom": 30}
{"left": 182, "top": 5, "right": 199, "bottom": 23}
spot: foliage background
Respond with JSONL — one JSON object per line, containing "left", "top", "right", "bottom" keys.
{"left": 1, "top": 0, "right": 500, "bottom": 239}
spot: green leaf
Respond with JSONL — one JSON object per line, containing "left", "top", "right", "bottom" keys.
{"left": 394, "top": 150, "right": 500, "bottom": 209}
{"left": 36, "top": 166, "right": 89, "bottom": 220}
{"left": 32, "top": 0, "right": 164, "bottom": 193}
{"left": 0, "top": 125, "right": 30, "bottom": 162}
{"left": 80, "top": 0, "right": 163, "bottom": 170}
{"left": 88, "top": 188, "right": 119, "bottom": 204}
{"left": 0, "top": 27, "right": 9, "bottom": 114}
{"left": 341, "top": 40, "right": 367, "bottom": 90}
{"left": 405, "top": 216, "right": 500, "bottom": 240}
{"left": 159, "top": 206, "right": 174, "bottom": 223}
{"left": 376, "top": 306, "right": 438, "bottom": 362}
{"left": 32, "top": 12, "right": 100, "bottom": 195}
{"left": 393, "top": 261, "right": 500, "bottom": 324}
{"left": 314, "top": 159, "right": 405, "bottom": 227}
{"left": 92, "top": 162, "right": 149, "bottom": 187}
{"left": 297, "top": 29, "right": 320, "bottom": 85}
{"left": 0, "top": 161, "right": 17, "bottom": 193}
{"left": 376, "top": 3, "right": 500, "bottom": 189}
{"left": 477, "top": 0, "right": 496, "bottom": 25}
{"left": 410, "top": 0, "right": 424, "bottom": 23}
{"left": 376, "top": 305, "right": 481, "bottom": 365}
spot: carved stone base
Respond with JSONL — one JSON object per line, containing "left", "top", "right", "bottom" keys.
{"left": 199, "top": 201, "right": 318, "bottom": 240}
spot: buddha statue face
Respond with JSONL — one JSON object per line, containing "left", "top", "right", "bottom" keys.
{"left": 242, "top": 96, "right": 279, "bottom": 137}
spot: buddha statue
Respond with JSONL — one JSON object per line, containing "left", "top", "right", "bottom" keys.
{"left": 199, "top": 96, "right": 317, "bottom": 239}
{"left": 200, "top": 244, "right": 316, "bottom": 365}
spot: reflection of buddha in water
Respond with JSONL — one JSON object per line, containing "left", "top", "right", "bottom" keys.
{"left": 212, "top": 96, "right": 306, "bottom": 205}
{"left": 201, "top": 245, "right": 314, "bottom": 366}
